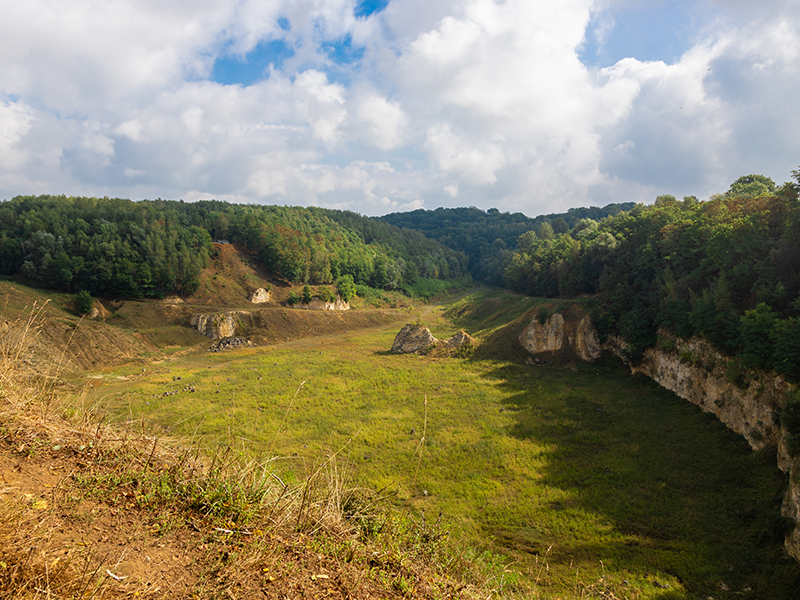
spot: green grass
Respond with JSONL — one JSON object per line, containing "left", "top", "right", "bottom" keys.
{"left": 91, "top": 292, "right": 800, "bottom": 599}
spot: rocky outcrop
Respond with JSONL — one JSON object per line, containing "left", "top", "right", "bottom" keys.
{"left": 444, "top": 330, "right": 475, "bottom": 351}
{"left": 249, "top": 288, "right": 270, "bottom": 303}
{"left": 293, "top": 297, "right": 350, "bottom": 311}
{"left": 605, "top": 333, "right": 800, "bottom": 561}
{"left": 519, "top": 313, "right": 601, "bottom": 361}
{"left": 209, "top": 337, "right": 253, "bottom": 352}
{"left": 191, "top": 312, "right": 250, "bottom": 339}
{"left": 391, "top": 325, "right": 475, "bottom": 356}
{"left": 391, "top": 324, "right": 438, "bottom": 354}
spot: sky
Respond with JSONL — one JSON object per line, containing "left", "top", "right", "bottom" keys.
{"left": 1, "top": 0, "right": 798, "bottom": 217}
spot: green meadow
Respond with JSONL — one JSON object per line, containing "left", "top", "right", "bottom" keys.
{"left": 93, "top": 291, "right": 800, "bottom": 599}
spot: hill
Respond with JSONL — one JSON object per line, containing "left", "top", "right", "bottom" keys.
{"left": 0, "top": 195, "right": 468, "bottom": 300}
{"left": 379, "top": 203, "right": 635, "bottom": 284}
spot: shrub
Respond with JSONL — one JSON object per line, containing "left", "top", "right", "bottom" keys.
{"left": 780, "top": 391, "right": 800, "bottom": 456}
{"left": 317, "top": 287, "right": 336, "bottom": 303}
{"left": 302, "top": 284, "right": 312, "bottom": 304}
{"left": 726, "top": 359, "right": 746, "bottom": 389}
{"left": 336, "top": 275, "right": 356, "bottom": 302}
{"left": 286, "top": 292, "right": 301, "bottom": 306}
{"left": 537, "top": 306, "right": 551, "bottom": 325}
{"left": 73, "top": 290, "right": 93, "bottom": 315}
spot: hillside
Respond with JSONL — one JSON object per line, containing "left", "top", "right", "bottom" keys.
{"left": 0, "top": 195, "right": 468, "bottom": 301}
{"left": 379, "top": 203, "right": 635, "bottom": 284}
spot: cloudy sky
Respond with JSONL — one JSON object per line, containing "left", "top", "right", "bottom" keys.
{"left": 1, "top": 0, "right": 798, "bottom": 216}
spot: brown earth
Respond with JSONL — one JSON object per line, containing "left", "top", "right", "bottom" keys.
{"left": 0, "top": 420, "right": 471, "bottom": 599}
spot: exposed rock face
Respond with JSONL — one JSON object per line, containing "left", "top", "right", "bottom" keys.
{"left": 572, "top": 316, "right": 602, "bottom": 361}
{"left": 391, "top": 324, "right": 438, "bottom": 354}
{"left": 605, "top": 333, "right": 800, "bottom": 562}
{"left": 293, "top": 297, "right": 350, "bottom": 311}
{"left": 249, "top": 288, "right": 270, "bottom": 304}
{"left": 191, "top": 311, "right": 250, "bottom": 339}
{"left": 519, "top": 313, "right": 601, "bottom": 360}
{"left": 445, "top": 330, "right": 475, "bottom": 350}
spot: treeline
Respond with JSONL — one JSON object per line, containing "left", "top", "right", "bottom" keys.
{"left": 379, "top": 203, "right": 634, "bottom": 284}
{"left": 500, "top": 173, "right": 800, "bottom": 380}
{"left": 0, "top": 196, "right": 467, "bottom": 298}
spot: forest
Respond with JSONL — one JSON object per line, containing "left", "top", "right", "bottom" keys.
{"left": 3, "top": 170, "right": 800, "bottom": 380}
{"left": 0, "top": 196, "right": 467, "bottom": 298}
{"left": 380, "top": 202, "right": 635, "bottom": 285}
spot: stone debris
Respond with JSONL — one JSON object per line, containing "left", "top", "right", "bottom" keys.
{"left": 208, "top": 337, "right": 253, "bottom": 352}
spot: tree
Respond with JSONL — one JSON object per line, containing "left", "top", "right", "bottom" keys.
{"left": 725, "top": 174, "right": 776, "bottom": 199}
{"left": 302, "top": 284, "right": 312, "bottom": 304}
{"left": 336, "top": 274, "right": 355, "bottom": 302}
{"left": 73, "top": 290, "right": 94, "bottom": 315}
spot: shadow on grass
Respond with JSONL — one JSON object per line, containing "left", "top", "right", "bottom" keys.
{"left": 476, "top": 355, "right": 800, "bottom": 599}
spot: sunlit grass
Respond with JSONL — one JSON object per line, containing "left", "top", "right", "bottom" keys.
{"left": 94, "top": 295, "right": 800, "bottom": 599}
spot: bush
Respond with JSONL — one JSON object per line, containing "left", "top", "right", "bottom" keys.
{"left": 336, "top": 275, "right": 356, "bottom": 302}
{"left": 73, "top": 290, "right": 93, "bottom": 315}
{"left": 302, "top": 284, "right": 312, "bottom": 304}
{"left": 780, "top": 391, "right": 800, "bottom": 456}
{"left": 317, "top": 287, "right": 336, "bottom": 303}
{"left": 286, "top": 292, "right": 301, "bottom": 306}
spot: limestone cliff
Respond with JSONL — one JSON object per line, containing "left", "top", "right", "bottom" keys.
{"left": 519, "top": 312, "right": 601, "bottom": 361}
{"left": 605, "top": 333, "right": 800, "bottom": 561}
{"left": 190, "top": 311, "right": 251, "bottom": 339}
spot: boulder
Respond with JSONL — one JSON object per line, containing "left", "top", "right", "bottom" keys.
{"left": 444, "top": 330, "right": 475, "bottom": 350}
{"left": 391, "top": 324, "right": 438, "bottom": 354}
{"left": 249, "top": 288, "right": 270, "bottom": 303}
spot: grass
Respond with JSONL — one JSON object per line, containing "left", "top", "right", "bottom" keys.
{"left": 91, "top": 290, "right": 800, "bottom": 599}
{"left": 0, "top": 301, "right": 506, "bottom": 599}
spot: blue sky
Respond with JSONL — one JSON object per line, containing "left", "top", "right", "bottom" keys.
{"left": 1, "top": 0, "right": 798, "bottom": 216}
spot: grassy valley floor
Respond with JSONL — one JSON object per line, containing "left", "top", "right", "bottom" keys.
{"left": 87, "top": 292, "right": 800, "bottom": 599}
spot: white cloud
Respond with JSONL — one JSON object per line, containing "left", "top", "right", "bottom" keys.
{"left": 444, "top": 184, "right": 458, "bottom": 197}
{"left": 0, "top": 0, "right": 798, "bottom": 214}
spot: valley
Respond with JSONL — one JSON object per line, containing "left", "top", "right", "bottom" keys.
{"left": 77, "top": 288, "right": 800, "bottom": 599}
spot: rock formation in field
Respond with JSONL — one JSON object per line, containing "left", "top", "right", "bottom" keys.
{"left": 191, "top": 311, "right": 251, "bottom": 339}
{"left": 249, "top": 288, "right": 270, "bottom": 303}
{"left": 605, "top": 333, "right": 800, "bottom": 562}
{"left": 444, "top": 330, "right": 475, "bottom": 351}
{"left": 293, "top": 297, "right": 350, "bottom": 311}
{"left": 391, "top": 325, "right": 476, "bottom": 356}
{"left": 391, "top": 324, "right": 438, "bottom": 354}
{"left": 209, "top": 337, "right": 253, "bottom": 352}
{"left": 519, "top": 313, "right": 601, "bottom": 361}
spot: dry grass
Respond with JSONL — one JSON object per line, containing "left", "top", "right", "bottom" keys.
{"left": 0, "top": 307, "right": 494, "bottom": 600}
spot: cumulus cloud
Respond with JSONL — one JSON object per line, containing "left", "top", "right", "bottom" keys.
{"left": 0, "top": 0, "right": 798, "bottom": 215}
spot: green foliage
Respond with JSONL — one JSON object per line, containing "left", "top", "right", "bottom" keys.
{"left": 316, "top": 287, "right": 336, "bottom": 303}
{"left": 336, "top": 274, "right": 356, "bottom": 302}
{"left": 302, "top": 284, "right": 313, "bottom": 304}
{"left": 780, "top": 390, "right": 800, "bottom": 456}
{"left": 0, "top": 195, "right": 465, "bottom": 299}
{"left": 379, "top": 203, "right": 634, "bottom": 285}
{"left": 286, "top": 292, "right": 301, "bottom": 306}
{"left": 73, "top": 289, "right": 93, "bottom": 315}
{"left": 725, "top": 174, "right": 776, "bottom": 199}
{"left": 739, "top": 303, "right": 779, "bottom": 369}
{"left": 772, "top": 318, "right": 800, "bottom": 381}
